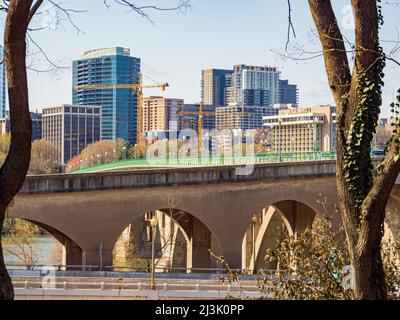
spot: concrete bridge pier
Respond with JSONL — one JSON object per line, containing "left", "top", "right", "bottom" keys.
{"left": 385, "top": 194, "right": 400, "bottom": 241}
{"left": 188, "top": 218, "right": 212, "bottom": 271}
{"left": 173, "top": 214, "right": 213, "bottom": 271}
{"left": 218, "top": 240, "right": 243, "bottom": 271}
{"left": 274, "top": 200, "right": 318, "bottom": 235}
{"left": 62, "top": 238, "right": 83, "bottom": 268}
{"left": 82, "top": 245, "right": 113, "bottom": 271}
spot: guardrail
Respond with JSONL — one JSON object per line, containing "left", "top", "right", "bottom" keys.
{"left": 71, "top": 152, "right": 338, "bottom": 174}
{"left": 13, "top": 280, "right": 267, "bottom": 300}
{"left": 6, "top": 264, "right": 100, "bottom": 271}
{"left": 13, "top": 280, "right": 261, "bottom": 291}
{"left": 6, "top": 264, "right": 264, "bottom": 274}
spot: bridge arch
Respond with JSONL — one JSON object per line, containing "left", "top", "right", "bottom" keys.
{"left": 241, "top": 199, "right": 320, "bottom": 271}
{"left": 111, "top": 207, "right": 223, "bottom": 272}
{"left": 386, "top": 195, "right": 400, "bottom": 241}
{"left": 4, "top": 218, "right": 83, "bottom": 268}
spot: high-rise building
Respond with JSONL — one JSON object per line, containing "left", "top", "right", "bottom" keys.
{"left": 263, "top": 105, "right": 337, "bottom": 153}
{"left": 216, "top": 105, "right": 277, "bottom": 131}
{"left": 0, "top": 111, "right": 42, "bottom": 141}
{"left": 227, "top": 65, "right": 281, "bottom": 107}
{"left": 224, "top": 74, "right": 234, "bottom": 106}
{"left": 72, "top": 47, "right": 141, "bottom": 145}
{"left": 42, "top": 104, "right": 101, "bottom": 164}
{"left": 0, "top": 45, "right": 6, "bottom": 119}
{"left": 279, "top": 79, "right": 299, "bottom": 105}
{"left": 201, "top": 69, "right": 232, "bottom": 106}
{"left": 211, "top": 105, "right": 278, "bottom": 156}
{"left": 30, "top": 111, "right": 42, "bottom": 141}
{"left": 142, "top": 96, "right": 183, "bottom": 135}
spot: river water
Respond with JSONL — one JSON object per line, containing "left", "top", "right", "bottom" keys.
{"left": 2, "top": 235, "right": 63, "bottom": 266}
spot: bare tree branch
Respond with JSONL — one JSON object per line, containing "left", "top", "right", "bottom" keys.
{"left": 285, "top": 0, "right": 296, "bottom": 51}
{"left": 28, "top": 0, "right": 44, "bottom": 25}
{"left": 108, "top": 0, "right": 191, "bottom": 25}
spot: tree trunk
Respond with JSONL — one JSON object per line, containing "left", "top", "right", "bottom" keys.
{"left": 0, "top": 0, "right": 34, "bottom": 300}
{"left": 352, "top": 197, "right": 387, "bottom": 299}
{"left": 354, "top": 239, "right": 386, "bottom": 299}
{"left": 307, "top": 0, "right": 400, "bottom": 299}
{"left": 0, "top": 206, "right": 13, "bottom": 300}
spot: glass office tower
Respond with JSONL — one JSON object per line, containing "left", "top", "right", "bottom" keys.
{"left": 72, "top": 47, "right": 141, "bottom": 145}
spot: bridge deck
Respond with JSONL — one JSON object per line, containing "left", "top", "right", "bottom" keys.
{"left": 20, "top": 160, "right": 337, "bottom": 195}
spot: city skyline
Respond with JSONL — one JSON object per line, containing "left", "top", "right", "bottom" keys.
{"left": 0, "top": 0, "right": 396, "bottom": 118}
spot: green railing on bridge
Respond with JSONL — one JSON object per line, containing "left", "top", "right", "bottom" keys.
{"left": 71, "top": 151, "right": 337, "bottom": 174}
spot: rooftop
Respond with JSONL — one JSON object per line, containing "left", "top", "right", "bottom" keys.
{"left": 82, "top": 47, "right": 131, "bottom": 59}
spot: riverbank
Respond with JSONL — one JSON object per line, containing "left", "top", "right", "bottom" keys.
{"left": 2, "top": 235, "right": 63, "bottom": 266}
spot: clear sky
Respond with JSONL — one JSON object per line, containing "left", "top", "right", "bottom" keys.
{"left": 2, "top": 0, "right": 400, "bottom": 117}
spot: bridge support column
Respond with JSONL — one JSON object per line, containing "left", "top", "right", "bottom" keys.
{"left": 275, "top": 201, "right": 317, "bottom": 235}
{"left": 219, "top": 245, "right": 242, "bottom": 270}
{"left": 186, "top": 217, "right": 212, "bottom": 272}
{"left": 385, "top": 197, "right": 400, "bottom": 241}
{"left": 82, "top": 246, "right": 113, "bottom": 271}
{"left": 62, "top": 238, "right": 83, "bottom": 269}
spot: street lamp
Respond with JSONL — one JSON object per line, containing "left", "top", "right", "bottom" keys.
{"left": 251, "top": 214, "right": 257, "bottom": 274}
{"left": 150, "top": 216, "right": 158, "bottom": 291}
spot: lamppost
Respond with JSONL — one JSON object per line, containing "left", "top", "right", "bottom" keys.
{"left": 251, "top": 214, "right": 257, "bottom": 274}
{"left": 150, "top": 216, "right": 158, "bottom": 291}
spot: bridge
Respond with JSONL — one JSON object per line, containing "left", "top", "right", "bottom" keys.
{"left": 7, "top": 160, "right": 400, "bottom": 272}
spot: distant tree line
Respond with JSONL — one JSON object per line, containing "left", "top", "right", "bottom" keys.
{"left": 0, "top": 134, "right": 59, "bottom": 174}
{"left": 65, "top": 139, "right": 149, "bottom": 173}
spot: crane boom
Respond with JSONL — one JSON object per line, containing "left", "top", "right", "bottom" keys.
{"left": 75, "top": 83, "right": 169, "bottom": 91}
{"left": 176, "top": 102, "right": 215, "bottom": 153}
{"left": 177, "top": 104, "right": 254, "bottom": 154}
{"left": 75, "top": 78, "right": 169, "bottom": 142}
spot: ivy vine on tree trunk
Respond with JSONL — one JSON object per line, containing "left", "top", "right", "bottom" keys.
{"left": 308, "top": 0, "right": 400, "bottom": 299}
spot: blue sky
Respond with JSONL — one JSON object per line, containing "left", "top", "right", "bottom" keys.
{"left": 3, "top": 0, "right": 400, "bottom": 117}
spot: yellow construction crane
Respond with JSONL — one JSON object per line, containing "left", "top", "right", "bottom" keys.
{"left": 177, "top": 102, "right": 251, "bottom": 152}
{"left": 177, "top": 103, "right": 253, "bottom": 153}
{"left": 75, "top": 74, "right": 169, "bottom": 142}
{"left": 177, "top": 102, "right": 215, "bottom": 153}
